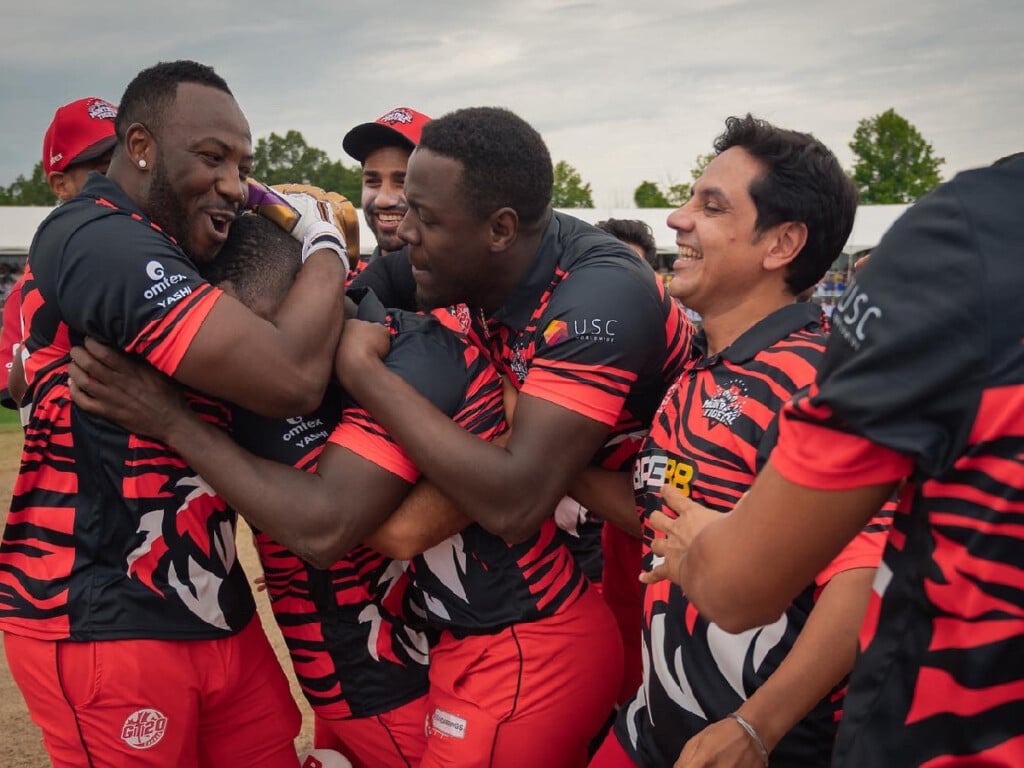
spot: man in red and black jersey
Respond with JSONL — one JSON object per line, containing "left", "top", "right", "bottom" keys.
{"left": 190, "top": 214, "right": 431, "bottom": 767}
{"left": 0, "top": 61, "right": 349, "bottom": 767}
{"left": 335, "top": 107, "right": 693, "bottom": 729}
{"left": 1, "top": 96, "right": 118, "bottom": 417}
{"left": 659, "top": 155, "right": 1024, "bottom": 767}
{"left": 590, "top": 115, "right": 888, "bottom": 768}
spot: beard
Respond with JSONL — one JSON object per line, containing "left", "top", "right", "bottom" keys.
{"left": 145, "top": 160, "right": 195, "bottom": 260}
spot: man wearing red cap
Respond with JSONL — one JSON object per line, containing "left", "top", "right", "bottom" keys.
{"left": 0, "top": 60, "right": 350, "bottom": 768}
{"left": 344, "top": 107, "right": 429, "bottom": 307}
{"left": 0, "top": 97, "right": 118, "bottom": 414}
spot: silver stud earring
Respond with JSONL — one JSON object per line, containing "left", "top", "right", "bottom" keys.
{"left": 138, "top": 159, "right": 147, "bottom": 168}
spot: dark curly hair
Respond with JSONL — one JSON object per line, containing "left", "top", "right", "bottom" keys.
{"left": 596, "top": 218, "right": 658, "bottom": 269}
{"left": 199, "top": 214, "right": 300, "bottom": 312}
{"left": 418, "top": 107, "right": 553, "bottom": 226}
{"left": 116, "top": 60, "right": 232, "bottom": 141}
{"left": 714, "top": 114, "right": 857, "bottom": 295}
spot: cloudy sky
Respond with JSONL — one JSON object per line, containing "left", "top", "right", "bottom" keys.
{"left": 2, "top": 0, "right": 1021, "bottom": 207}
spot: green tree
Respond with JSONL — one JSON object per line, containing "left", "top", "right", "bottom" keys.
{"left": 849, "top": 108, "right": 944, "bottom": 203}
{"left": 633, "top": 153, "right": 715, "bottom": 208}
{"left": 0, "top": 163, "right": 56, "bottom": 206}
{"left": 633, "top": 180, "right": 670, "bottom": 207}
{"left": 252, "top": 130, "right": 362, "bottom": 204}
{"left": 551, "top": 160, "right": 594, "bottom": 208}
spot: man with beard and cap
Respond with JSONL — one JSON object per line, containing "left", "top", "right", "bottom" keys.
{"left": 343, "top": 107, "right": 430, "bottom": 308}
{"left": 0, "top": 60, "right": 349, "bottom": 768}
{"left": 1, "top": 96, "right": 118, "bottom": 417}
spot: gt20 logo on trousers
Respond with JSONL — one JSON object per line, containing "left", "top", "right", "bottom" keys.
{"left": 121, "top": 708, "right": 168, "bottom": 750}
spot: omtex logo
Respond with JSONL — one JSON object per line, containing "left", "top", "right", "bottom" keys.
{"left": 143, "top": 260, "right": 191, "bottom": 308}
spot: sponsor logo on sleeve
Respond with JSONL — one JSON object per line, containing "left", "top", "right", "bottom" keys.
{"left": 280, "top": 415, "right": 329, "bottom": 450}
{"left": 834, "top": 283, "right": 882, "bottom": 351}
{"left": 121, "top": 708, "right": 168, "bottom": 750}
{"left": 142, "top": 259, "right": 191, "bottom": 309}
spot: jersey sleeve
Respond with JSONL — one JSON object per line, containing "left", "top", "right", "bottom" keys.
{"left": 782, "top": 178, "right": 988, "bottom": 479}
{"left": 55, "top": 215, "right": 221, "bottom": 376}
{"left": 329, "top": 317, "right": 469, "bottom": 482}
{"left": 521, "top": 260, "right": 666, "bottom": 426}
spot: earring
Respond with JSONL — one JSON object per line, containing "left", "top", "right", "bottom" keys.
{"left": 138, "top": 159, "right": 147, "bottom": 169}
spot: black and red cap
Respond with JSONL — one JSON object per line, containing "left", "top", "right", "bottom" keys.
{"left": 342, "top": 107, "right": 431, "bottom": 164}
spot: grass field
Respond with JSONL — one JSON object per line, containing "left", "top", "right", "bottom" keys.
{"left": 0, "top": 413, "right": 316, "bottom": 767}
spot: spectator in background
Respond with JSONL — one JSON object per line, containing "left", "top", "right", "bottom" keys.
{"left": 343, "top": 107, "right": 430, "bottom": 307}
{"left": 1, "top": 96, "right": 118, "bottom": 411}
{"left": 596, "top": 218, "right": 659, "bottom": 271}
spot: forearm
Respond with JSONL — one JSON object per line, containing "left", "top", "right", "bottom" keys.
{"left": 162, "top": 412, "right": 355, "bottom": 568}
{"left": 570, "top": 467, "right": 640, "bottom": 538}
{"left": 730, "top": 567, "right": 876, "bottom": 752}
{"left": 344, "top": 357, "right": 597, "bottom": 543}
{"left": 365, "top": 480, "right": 470, "bottom": 560}
{"left": 683, "top": 463, "right": 894, "bottom": 631}
{"left": 267, "top": 251, "right": 346, "bottom": 406}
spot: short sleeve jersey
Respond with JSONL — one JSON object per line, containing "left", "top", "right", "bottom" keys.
{"left": 229, "top": 381, "right": 430, "bottom": 719}
{"left": 616, "top": 303, "right": 889, "bottom": 768}
{"left": 329, "top": 301, "right": 588, "bottom": 634}
{"left": 771, "top": 159, "right": 1024, "bottom": 768}
{"left": 466, "top": 213, "right": 693, "bottom": 583}
{"left": 0, "top": 174, "right": 255, "bottom": 642}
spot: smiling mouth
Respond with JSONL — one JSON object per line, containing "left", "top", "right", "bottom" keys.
{"left": 208, "top": 211, "right": 234, "bottom": 236}
{"left": 375, "top": 211, "right": 404, "bottom": 227}
{"left": 676, "top": 245, "right": 702, "bottom": 261}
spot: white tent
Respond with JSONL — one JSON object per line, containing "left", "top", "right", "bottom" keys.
{"left": 0, "top": 204, "right": 910, "bottom": 259}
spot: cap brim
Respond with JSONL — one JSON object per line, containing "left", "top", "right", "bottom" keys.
{"left": 342, "top": 123, "right": 415, "bottom": 164}
{"left": 68, "top": 135, "right": 117, "bottom": 167}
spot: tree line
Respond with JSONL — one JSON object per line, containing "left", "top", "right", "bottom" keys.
{"left": 0, "top": 109, "right": 943, "bottom": 207}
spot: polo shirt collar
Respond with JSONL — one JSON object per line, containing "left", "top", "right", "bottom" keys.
{"left": 693, "top": 302, "right": 823, "bottom": 365}
{"left": 81, "top": 173, "right": 145, "bottom": 217}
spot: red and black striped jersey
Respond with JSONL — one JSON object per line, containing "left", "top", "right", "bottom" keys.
{"left": 331, "top": 302, "right": 588, "bottom": 634}
{"left": 0, "top": 174, "right": 255, "bottom": 641}
{"left": 617, "top": 303, "right": 889, "bottom": 768}
{"left": 772, "top": 159, "right": 1024, "bottom": 768}
{"left": 465, "top": 212, "right": 693, "bottom": 582}
{"left": 229, "top": 381, "right": 431, "bottom": 720}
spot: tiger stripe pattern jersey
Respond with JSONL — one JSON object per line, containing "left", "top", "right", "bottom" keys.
{"left": 771, "top": 158, "right": 1024, "bottom": 767}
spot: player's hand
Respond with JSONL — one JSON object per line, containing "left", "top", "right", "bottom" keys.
{"left": 674, "top": 717, "right": 768, "bottom": 767}
{"left": 271, "top": 183, "right": 360, "bottom": 261}
{"left": 334, "top": 318, "right": 392, "bottom": 395}
{"left": 641, "top": 486, "right": 722, "bottom": 586}
{"left": 68, "top": 337, "right": 188, "bottom": 443}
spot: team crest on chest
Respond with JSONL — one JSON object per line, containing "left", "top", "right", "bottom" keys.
{"left": 509, "top": 347, "right": 529, "bottom": 385}
{"left": 702, "top": 380, "right": 748, "bottom": 428}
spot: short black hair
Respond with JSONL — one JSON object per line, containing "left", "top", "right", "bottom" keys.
{"left": 116, "top": 60, "right": 232, "bottom": 141}
{"left": 199, "top": 214, "right": 300, "bottom": 311}
{"left": 596, "top": 218, "right": 658, "bottom": 269}
{"left": 714, "top": 114, "right": 858, "bottom": 295}
{"left": 418, "top": 107, "right": 553, "bottom": 226}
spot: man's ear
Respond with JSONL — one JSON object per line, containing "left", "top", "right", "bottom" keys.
{"left": 764, "top": 221, "right": 808, "bottom": 272}
{"left": 125, "top": 122, "right": 154, "bottom": 171}
{"left": 489, "top": 207, "right": 518, "bottom": 253}
{"left": 47, "top": 172, "right": 70, "bottom": 200}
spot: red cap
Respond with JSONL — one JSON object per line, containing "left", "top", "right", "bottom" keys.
{"left": 342, "top": 107, "right": 431, "bottom": 164}
{"left": 42, "top": 97, "right": 118, "bottom": 175}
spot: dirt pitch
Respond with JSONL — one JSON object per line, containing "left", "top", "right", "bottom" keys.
{"left": 0, "top": 420, "right": 315, "bottom": 767}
